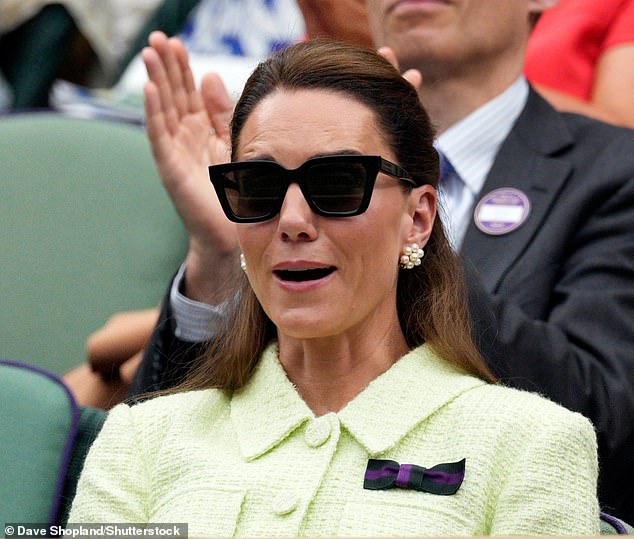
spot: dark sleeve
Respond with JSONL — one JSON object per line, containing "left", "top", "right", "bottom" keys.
{"left": 464, "top": 176, "right": 634, "bottom": 521}
{"left": 127, "top": 276, "right": 207, "bottom": 397}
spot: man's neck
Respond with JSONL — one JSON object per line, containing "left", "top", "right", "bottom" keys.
{"left": 420, "top": 61, "right": 525, "bottom": 134}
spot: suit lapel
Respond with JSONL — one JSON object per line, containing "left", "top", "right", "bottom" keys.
{"left": 460, "top": 89, "right": 574, "bottom": 292}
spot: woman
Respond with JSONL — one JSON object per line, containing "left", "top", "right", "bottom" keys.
{"left": 69, "top": 40, "right": 599, "bottom": 536}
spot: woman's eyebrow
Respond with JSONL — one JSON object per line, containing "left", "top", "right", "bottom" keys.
{"left": 311, "top": 149, "right": 363, "bottom": 158}
{"left": 242, "top": 149, "right": 364, "bottom": 163}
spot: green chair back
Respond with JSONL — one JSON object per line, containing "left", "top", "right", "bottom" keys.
{"left": 602, "top": 512, "right": 634, "bottom": 535}
{"left": 0, "top": 359, "right": 106, "bottom": 525}
{"left": 58, "top": 406, "right": 107, "bottom": 525}
{"left": 0, "top": 113, "right": 187, "bottom": 374}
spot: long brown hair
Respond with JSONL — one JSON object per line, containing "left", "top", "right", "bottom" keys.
{"left": 181, "top": 39, "right": 495, "bottom": 391}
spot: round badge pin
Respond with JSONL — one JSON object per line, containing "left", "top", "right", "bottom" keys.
{"left": 474, "top": 188, "right": 531, "bottom": 235}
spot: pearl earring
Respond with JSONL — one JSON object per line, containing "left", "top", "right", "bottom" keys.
{"left": 240, "top": 253, "right": 247, "bottom": 272}
{"left": 399, "top": 243, "right": 424, "bottom": 269}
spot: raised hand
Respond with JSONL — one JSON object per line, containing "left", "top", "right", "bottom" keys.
{"left": 377, "top": 47, "right": 423, "bottom": 91}
{"left": 143, "top": 32, "right": 239, "bottom": 302}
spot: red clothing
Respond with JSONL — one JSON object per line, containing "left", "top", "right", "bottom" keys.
{"left": 525, "top": 0, "right": 634, "bottom": 100}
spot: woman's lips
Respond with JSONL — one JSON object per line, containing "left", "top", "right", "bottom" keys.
{"left": 274, "top": 267, "right": 337, "bottom": 282}
{"left": 388, "top": 0, "right": 450, "bottom": 15}
{"left": 272, "top": 265, "right": 338, "bottom": 292}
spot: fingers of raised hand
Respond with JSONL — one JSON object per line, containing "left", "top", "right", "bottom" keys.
{"left": 169, "top": 36, "right": 205, "bottom": 115}
{"left": 201, "top": 72, "right": 234, "bottom": 143}
{"left": 377, "top": 46, "right": 423, "bottom": 91}
{"left": 150, "top": 32, "right": 188, "bottom": 116}
{"left": 144, "top": 32, "right": 196, "bottom": 133}
{"left": 378, "top": 46, "right": 400, "bottom": 69}
{"left": 143, "top": 42, "right": 179, "bottom": 133}
{"left": 143, "top": 80, "right": 171, "bottom": 159}
{"left": 403, "top": 68, "right": 423, "bottom": 91}
{"left": 172, "top": 37, "right": 204, "bottom": 114}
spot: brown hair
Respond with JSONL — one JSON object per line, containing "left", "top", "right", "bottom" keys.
{"left": 181, "top": 39, "right": 495, "bottom": 391}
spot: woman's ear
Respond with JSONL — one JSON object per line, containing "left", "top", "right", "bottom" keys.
{"left": 405, "top": 185, "right": 437, "bottom": 248}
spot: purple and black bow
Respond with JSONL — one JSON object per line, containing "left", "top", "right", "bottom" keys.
{"left": 363, "top": 458, "right": 465, "bottom": 495}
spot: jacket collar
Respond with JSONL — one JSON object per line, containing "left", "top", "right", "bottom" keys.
{"left": 230, "top": 342, "right": 486, "bottom": 460}
{"left": 460, "top": 88, "right": 575, "bottom": 292}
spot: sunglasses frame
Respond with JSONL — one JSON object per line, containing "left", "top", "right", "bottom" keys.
{"left": 208, "top": 155, "right": 419, "bottom": 223}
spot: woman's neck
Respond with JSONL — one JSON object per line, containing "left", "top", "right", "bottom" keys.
{"left": 277, "top": 320, "right": 409, "bottom": 416}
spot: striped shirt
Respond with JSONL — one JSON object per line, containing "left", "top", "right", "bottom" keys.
{"left": 436, "top": 77, "right": 529, "bottom": 249}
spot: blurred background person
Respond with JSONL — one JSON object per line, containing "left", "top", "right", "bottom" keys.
{"left": 525, "top": 0, "right": 634, "bottom": 127}
{"left": 0, "top": 0, "right": 308, "bottom": 110}
{"left": 0, "top": 0, "right": 165, "bottom": 109}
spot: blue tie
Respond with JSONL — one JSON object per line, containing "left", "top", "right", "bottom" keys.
{"left": 439, "top": 152, "right": 455, "bottom": 184}
{"left": 437, "top": 152, "right": 463, "bottom": 249}
{"left": 438, "top": 152, "right": 462, "bottom": 204}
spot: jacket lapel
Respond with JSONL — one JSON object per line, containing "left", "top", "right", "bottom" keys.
{"left": 460, "top": 89, "right": 574, "bottom": 292}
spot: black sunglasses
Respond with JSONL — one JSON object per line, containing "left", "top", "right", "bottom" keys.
{"left": 208, "top": 154, "right": 419, "bottom": 223}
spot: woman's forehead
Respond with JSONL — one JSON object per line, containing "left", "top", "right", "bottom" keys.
{"left": 236, "top": 88, "right": 394, "bottom": 165}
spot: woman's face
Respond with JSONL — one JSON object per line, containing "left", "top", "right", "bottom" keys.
{"left": 235, "top": 88, "right": 435, "bottom": 342}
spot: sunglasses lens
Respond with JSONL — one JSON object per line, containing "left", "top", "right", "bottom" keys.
{"left": 306, "top": 162, "right": 368, "bottom": 214}
{"left": 222, "top": 167, "right": 283, "bottom": 219}
{"left": 213, "top": 158, "right": 376, "bottom": 221}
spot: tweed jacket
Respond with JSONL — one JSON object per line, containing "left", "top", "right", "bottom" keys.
{"left": 71, "top": 343, "right": 599, "bottom": 536}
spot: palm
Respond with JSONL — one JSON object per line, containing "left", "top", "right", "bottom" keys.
{"left": 143, "top": 33, "right": 236, "bottom": 254}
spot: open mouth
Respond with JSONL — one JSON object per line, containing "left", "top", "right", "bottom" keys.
{"left": 274, "top": 267, "right": 337, "bottom": 282}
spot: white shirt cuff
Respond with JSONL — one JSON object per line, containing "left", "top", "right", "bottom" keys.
{"left": 170, "top": 264, "right": 227, "bottom": 342}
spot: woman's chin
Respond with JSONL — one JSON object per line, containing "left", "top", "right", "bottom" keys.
{"left": 272, "top": 309, "right": 345, "bottom": 341}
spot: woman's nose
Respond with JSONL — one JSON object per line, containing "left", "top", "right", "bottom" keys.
{"left": 277, "top": 183, "right": 318, "bottom": 241}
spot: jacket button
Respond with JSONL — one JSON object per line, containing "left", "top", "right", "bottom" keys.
{"left": 272, "top": 492, "right": 299, "bottom": 515}
{"left": 305, "top": 416, "right": 332, "bottom": 448}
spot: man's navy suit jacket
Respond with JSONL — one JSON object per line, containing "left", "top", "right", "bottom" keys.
{"left": 131, "top": 89, "right": 634, "bottom": 522}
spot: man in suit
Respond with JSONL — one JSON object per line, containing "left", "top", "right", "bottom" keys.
{"left": 131, "top": 1, "right": 634, "bottom": 522}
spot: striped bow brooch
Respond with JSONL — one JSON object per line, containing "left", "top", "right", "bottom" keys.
{"left": 364, "top": 458, "right": 465, "bottom": 495}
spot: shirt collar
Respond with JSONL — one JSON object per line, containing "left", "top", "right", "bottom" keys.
{"left": 230, "top": 342, "right": 486, "bottom": 460}
{"left": 435, "top": 77, "right": 529, "bottom": 196}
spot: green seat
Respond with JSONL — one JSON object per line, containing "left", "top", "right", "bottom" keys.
{"left": 0, "top": 359, "right": 106, "bottom": 525}
{"left": 57, "top": 406, "right": 107, "bottom": 525}
{"left": 0, "top": 112, "right": 187, "bottom": 374}
{"left": 602, "top": 512, "right": 634, "bottom": 535}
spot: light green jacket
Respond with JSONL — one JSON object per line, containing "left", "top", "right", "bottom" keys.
{"left": 70, "top": 343, "right": 599, "bottom": 536}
